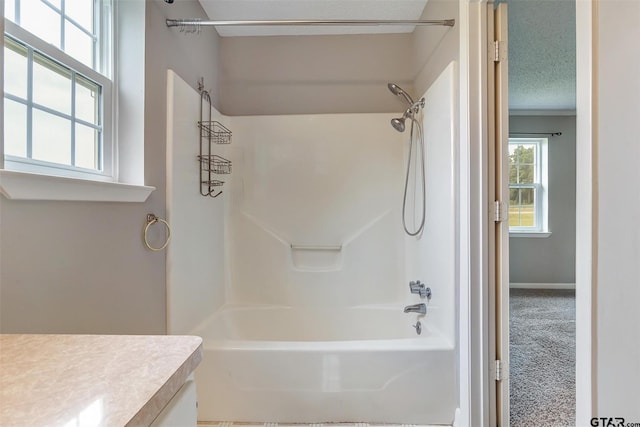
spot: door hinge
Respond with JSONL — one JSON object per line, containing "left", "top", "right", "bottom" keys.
{"left": 490, "top": 40, "right": 507, "bottom": 62}
{"left": 495, "top": 360, "right": 503, "bottom": 381}
{"left": 493, "top": 200, "right": 505, "bottom": 223}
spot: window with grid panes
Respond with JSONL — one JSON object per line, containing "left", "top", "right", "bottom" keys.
{"left": 508, "top": 138, "right": 548, "bottom": 232}
{"left": 3, "top": 0, "right": 113, "bottom": 180}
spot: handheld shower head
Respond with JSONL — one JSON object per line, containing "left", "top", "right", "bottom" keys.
{"left": 387, "top": 83, "right": 415, "bottom": 106}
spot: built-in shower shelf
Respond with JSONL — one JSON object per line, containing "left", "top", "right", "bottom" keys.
{"left": 198, "top": 86, "right": 232, "bottom": 198}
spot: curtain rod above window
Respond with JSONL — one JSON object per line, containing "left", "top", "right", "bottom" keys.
{"left": 509, "top": 132, "right": 562, "bottom": 137}
{"left": 166, "top": 18, "right": 456, "bottom": 28}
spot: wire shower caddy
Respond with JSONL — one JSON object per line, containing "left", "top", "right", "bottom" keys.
{"left": 198, "top": 85, "right": 231, "bottom": 197}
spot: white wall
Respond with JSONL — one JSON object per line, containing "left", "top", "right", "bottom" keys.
{"left": 594, "top": 0, "right": 640, "bottom": 419}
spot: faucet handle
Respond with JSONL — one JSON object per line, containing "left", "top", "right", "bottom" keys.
{"left": 409, "top": 280, "right": 421, "bottom": 291}
{"left": 409, "top": 281, "right": 432, "bottom": 300}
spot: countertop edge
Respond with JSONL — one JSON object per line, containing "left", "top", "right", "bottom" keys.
{"left": 127, "top": 338, "right": 203, "bottom": 427}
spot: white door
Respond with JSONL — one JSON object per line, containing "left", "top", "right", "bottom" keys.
{"left": 488, "top": 2, "right": 510, "bottom": 426}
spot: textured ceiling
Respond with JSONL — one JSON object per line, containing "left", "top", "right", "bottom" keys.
{"left": 197, "top": 0, "right": 429, "bottom": 37}
{"left": 506, "top": 0, "right": 576, "bottom": 111}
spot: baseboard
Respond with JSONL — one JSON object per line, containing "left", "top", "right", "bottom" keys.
{"left": 510, "top": 282, "right": 576, "bottom": 290}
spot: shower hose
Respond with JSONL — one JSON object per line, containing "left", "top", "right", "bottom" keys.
{"left": 402, "top": 116, "right": 426, "bottom": 236}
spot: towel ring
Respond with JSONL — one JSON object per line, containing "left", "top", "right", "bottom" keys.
{"left": 144, "top": 214, "right": 171, "bottom": 251}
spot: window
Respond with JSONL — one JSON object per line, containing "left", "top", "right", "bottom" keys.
{"left": 3, "top": 0, "right": 113, "bottom": 180}
{"left": 508, "top": 138, "right": 549, "bottom": 234}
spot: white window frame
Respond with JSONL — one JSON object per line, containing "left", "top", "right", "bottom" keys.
{"left": 3, "top": 0, "right": 117, "bottom": 181}
{"left": 3, "top": 2, "right": 114, "bottom": 181}
{"left": 0, "top": 1, "right": 153, "bottom": 201}
{"left": 508, "top": 137, "right": 549, "bottom": 236}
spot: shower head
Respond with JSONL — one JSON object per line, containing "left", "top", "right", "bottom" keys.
{"left": 387, "top": 83, "right": 415, "bottom": 106}
{"left": 391, "top": 117, "right": 406, "bottom": 132}
{"left": 390, "top": 105, "right": 418, "bottom": 133}
{"left": 389, "top": 98, "right": 426, "bottom": 133}
{"left": 391, "top": 108, "right": 413, "bottom": 132}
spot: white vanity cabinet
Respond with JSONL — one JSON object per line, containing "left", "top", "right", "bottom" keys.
{"left": 150, "top": 377, "right": 198, "bottom": 427}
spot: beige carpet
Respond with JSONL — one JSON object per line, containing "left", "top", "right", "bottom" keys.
{"left": 509, "top": 289, "right": 576, "bottom": 427}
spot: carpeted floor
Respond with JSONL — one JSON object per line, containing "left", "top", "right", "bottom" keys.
{"left": 509, "top": 289, "right": 576, "bottom": 427}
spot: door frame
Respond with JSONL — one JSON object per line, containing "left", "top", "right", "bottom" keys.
{"left": 459, "top": 0, "right": 595, "bottom": 426}
{"left": 457, "top": 0, "right": 491, "bottom": 426}
{"left": 575, "top": 0, "right": 597, "bottom": 425}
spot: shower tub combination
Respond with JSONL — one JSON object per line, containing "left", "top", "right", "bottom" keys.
{"left": 192, "top": 305, "right": 456, "bottom": 424}
{"left": 166, "top": 62, "right": 458, "bottom": 425}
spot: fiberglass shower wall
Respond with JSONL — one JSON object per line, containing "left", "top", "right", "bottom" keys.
{"left": 166, "top": 64, "right": 457, "bottom": 340}
{"left": 166, "top": 70, "right": 230, "bottom": 335}
{"left": 227, "top": 113, "right": 406, "bottom": 307}
{"left": 226, "top": 63, "right": 456, "bottom": 337}
{"left": 403, "top": 62, "right": 457, "bottom": 343}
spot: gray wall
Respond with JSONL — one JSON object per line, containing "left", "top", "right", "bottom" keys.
{"left": 413, "top": 0, "right": 459, "bottom": 96}
{"left": 219, "top": 33, "right": 415, "bottom": 116}
{"left": 219, "top": 0, "right": 458, "bottom": 115}
{"left": 0, "top": 0, "right": 220, "bottom": 334}
{"left": 508, "top": 115, "right": 576, "bottom": 284}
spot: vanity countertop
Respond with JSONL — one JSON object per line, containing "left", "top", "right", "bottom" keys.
{"left": 0, "top": 334, "right": 202, "bottom": 427}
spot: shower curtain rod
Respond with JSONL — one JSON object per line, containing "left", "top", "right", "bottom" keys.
{"left": 166, "top": 18, "right": 456, "bottom": 28}
{"left": 510, "top": 132, "right": 562, "bottom": 137}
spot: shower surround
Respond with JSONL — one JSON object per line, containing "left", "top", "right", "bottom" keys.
{"left": 166, "top": 62, "right": 457, "bottom": 424}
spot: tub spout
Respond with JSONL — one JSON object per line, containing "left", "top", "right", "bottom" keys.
{"left": 404, "top": 303, "right": 427, "bottom": 314}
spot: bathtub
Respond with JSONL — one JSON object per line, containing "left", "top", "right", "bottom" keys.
{"left": 192, "top": 305, "right": 457, "bottom": 424}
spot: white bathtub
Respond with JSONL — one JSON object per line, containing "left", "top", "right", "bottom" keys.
{"left": 192, "top": 305, "right": 457, "bottom": 424}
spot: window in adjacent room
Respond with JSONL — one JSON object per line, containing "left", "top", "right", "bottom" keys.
{"left": 3, "top": 0, "right": 113, "bottom": 180}
{"left": 508, "top": 137, "right": 549, "bottom": 233}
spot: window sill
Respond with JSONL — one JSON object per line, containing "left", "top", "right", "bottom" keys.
{"left": 0, "top": 170, "right": 155, "bottom": 202}
{"left": 509, "top": 231, "right": 552, "bottom": 238}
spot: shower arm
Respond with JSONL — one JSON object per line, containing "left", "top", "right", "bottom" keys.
{"left": 403, "top": 99, "right": 426, "bottom": 118}
{"left": 410, "top": 98, "right": 426, "bottom": 113}
{"left": 166, "top": 19, "right": 455, "bottom": 28}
